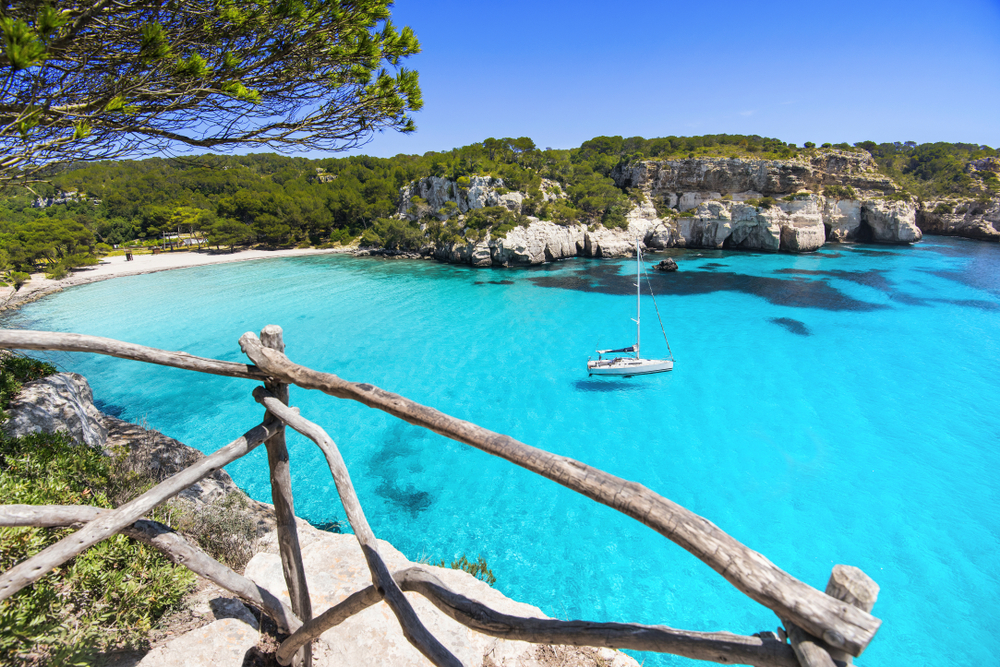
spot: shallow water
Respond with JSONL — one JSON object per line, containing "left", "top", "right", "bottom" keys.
{"left": 6, "top": 237, "right": 1000, "bottom": 665}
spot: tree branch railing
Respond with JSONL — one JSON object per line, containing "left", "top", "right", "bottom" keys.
{"left": 0, "top": 327, "right": 882, "bottom": 667}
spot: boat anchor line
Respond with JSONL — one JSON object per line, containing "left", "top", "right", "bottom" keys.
{"left": 587, "top": 239, "right": 674, "bottom": 377}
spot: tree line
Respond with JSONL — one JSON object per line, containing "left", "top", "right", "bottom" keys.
{"left": 1, "top": 135, "right": 996, "bottom": 279}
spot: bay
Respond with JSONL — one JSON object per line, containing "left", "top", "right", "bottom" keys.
{"left": 5, "top": 236, "right": 1000, "bottom": 665}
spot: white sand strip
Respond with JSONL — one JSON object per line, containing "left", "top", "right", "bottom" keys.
{"left": 0, "top": 246, "right": 357, "bottom": 312}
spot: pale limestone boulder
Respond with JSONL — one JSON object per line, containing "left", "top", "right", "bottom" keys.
{"left": 3, "top": 372, "right": 107, "bottom": 448}
{"left": 677, "top": 202, "right": 733, "bottom": 248}
{"left": 496, "top": 191, "right": 524, "bottom": 213}
{"left": 583, "top": 226, "right": 636, "bottom": 257}
{"left": 861, "top": 200, "right": 922, "bottom": 243}
{"left": 780, "top": 221, "right": 826, "bottom": 252}
{"left": 644, "top": 220, "right": 680, "bottom": 248}
{"left": 470, "top": 241, "right": 493, "bottom": 267}
{"left": 729, "top": 204, "right": 781, "bottom": 251}
{"left": 822, "top": 198, "right": 863, "bottom": 242}
{"left": 492, "top": 221, "right": 585, "bottom": 265}
{"left": 136, "top": 619, "right": 257, "bottom": 667}
{"left": 245, "top": 534, "right": 638, "bottom": 667}
{"left": 777, "top": 197, "right": 826, "bottom": 252}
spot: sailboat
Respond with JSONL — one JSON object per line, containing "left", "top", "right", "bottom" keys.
{"left": 587, "top": 240, "right": 674, "bottom": 377}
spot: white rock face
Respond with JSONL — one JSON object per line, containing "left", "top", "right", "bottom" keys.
{"left": 822, "top": 198, "right": 863, "bottom": 242}
{"left": 776, "top": 197, "right": 826, "bottom": 252}
{"left": 916, "top": 198, "right": 1000, "bottom": 241}
{"left": 861, "top": 200, "right": 922, "bottom": 243}
{"left": 245, "top": 534, "right": 638, "bottom": 667}
{"left": 400, "top": 176, "right": 523, "bottom": 218}
{"left": 3, "top": 372, "right": 107, "bottom": 448}
{"left": 136, "top": 619, "right": 257, "bottom": 667}
{"left": 492, "top": 221, "right": 586, "bottom": 265}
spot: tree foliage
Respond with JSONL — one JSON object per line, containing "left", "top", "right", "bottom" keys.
{"left": 0, "top": 0, "right": 422, "bottom": 184}
{"left": 1, "top": 135, "right": 996, "bottom": 270}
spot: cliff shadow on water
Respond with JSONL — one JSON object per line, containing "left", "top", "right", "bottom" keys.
{"left": 525, "top": 260, "right": 891, "bottom": 312}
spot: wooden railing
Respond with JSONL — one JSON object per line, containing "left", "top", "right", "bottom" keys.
{"left": 0, "top": 326, "right": 882, "bottom": 667}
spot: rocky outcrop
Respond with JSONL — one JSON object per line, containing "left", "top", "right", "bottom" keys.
{"left": 860, "top": 200, "right": 922, "bottom": 244}
{"left": 3, "top": 373, "right": 108, "bottom": 448}
{"left": 245, "top": 533, "right": 638, "bottom": 667}
{"left": 916, "top": 198, "right": 1000, "bottom": 242}
{"left": 612, "top": 150, "right": 897, "bottom": 209}
{"left": 400, "top": 175, "right": 526, "bottom": 218}
{"left": 823, "top": 198, "right": 863, "bottom": 242}
{"left": 380, "top": 150, "right": 934, "bottom": 267}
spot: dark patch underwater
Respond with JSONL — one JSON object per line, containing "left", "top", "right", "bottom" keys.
{"left": 527, "top": 263, "right": 888, "bottom": 311}
{"left": 769, "top": 317, "right": 811, "bottom": 336}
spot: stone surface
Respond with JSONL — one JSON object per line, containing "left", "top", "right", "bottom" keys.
{"left": 612, "top": 150, "right": 897, "bottom": 200}
{"left": 135, "top": 619, "right": 257, "bottom": 667}
{"left": 653, "top": 258, "right": 678, "bottom": 272}
{"left": 822, "top": 198, "right": 863, "bottom": 242}
{"left": 916, "top": 198, "right": 1000, "bottom": 242}
{"left": 3, "top": 372, "right": 108, "bottom": 448}
{"left": 245, "top": 534, "right": 639, "bottom": 667}
{"left": 861, "top": 200, "right": 923, "bottom": 244}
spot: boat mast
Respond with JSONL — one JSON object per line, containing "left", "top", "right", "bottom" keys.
{"left": 635, "top": 239, "right": 641, "bottom": 359}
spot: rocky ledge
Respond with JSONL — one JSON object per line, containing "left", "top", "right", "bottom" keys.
{"left": 378, "top": 151, "right": 942, "bottom": 268}
{"left": 4, "top": 373, "right": 639, "bottom": 667}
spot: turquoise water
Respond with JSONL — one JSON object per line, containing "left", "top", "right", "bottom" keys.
{"left": 5, "top": 237, "right": 1000, "bottom": 665}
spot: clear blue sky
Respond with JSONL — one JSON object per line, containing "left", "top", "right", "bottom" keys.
{"left": 346, "top": 0, "right": 1000, "bottom": 157}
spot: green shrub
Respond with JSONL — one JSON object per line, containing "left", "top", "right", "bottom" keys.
{"left": 6, "top": 271, "right": 30, "bottom": 290}
{"left": 933, "top": 202, "right": 954, "bottom": 215}
{"left": 823, "top": 185, "right": 857, "bottom": 199}
{"left": 436, "top": 555, "right": 496, "bottom": 586}
{"left": 0, "top": 432, "right": 195, "bottom": 665}
{"left": 821, "top": 143, "right": 832, "bottom": 148}
{"left": 0, "top": 353, "right": 57, "bottom": 420}
{"left": 804, "top": 142, "right": 816, "bottom": 149}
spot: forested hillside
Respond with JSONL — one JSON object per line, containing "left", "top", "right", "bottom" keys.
{"left": 0, "top": 135, "right": 995, "bottom": 280}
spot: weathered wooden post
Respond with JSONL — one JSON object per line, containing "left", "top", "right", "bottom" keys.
{"left": 260, "top": 325, "right": 313, "bottom": 667}
{"left": 782, "top": 565, "right": 879, "bottom": 667}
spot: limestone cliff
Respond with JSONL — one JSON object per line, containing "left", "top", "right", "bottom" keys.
{"left": 380, "top": 151, "right": 934, "bottom": 268}
{"left": 916, "top": 198, "right": 1000, "bottom": 242}
{"left": 611, "top": 150, "right": 898, "bottom": 207}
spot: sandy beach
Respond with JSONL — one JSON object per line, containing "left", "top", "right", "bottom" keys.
{"left": 0, "top": 246, "right": 357, "bottom": 312}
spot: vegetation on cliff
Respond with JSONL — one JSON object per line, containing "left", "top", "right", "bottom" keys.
{"left": 0, "top": 136, "right": 996, "bottom": 271}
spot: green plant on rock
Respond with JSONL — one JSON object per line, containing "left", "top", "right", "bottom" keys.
{"left": 0, "top": 432, "right": 195, "bottom": 665}
{"left": 436, "top": 555, "right": 496, "bottom": 586}
{"left": 0, "top": 353, "right": 56, "bottom": 420}
{"left": 823, "top": 185, "right": 857, "bottom": 199}
{"left": 933, "top": 202, "right": 954, "bottom": 215}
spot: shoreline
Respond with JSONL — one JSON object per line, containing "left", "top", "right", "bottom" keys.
{"left": 0, "top": 245, "right": 357, "bottom": 312}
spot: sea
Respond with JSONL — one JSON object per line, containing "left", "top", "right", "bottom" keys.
{"left": 4, "top": 236, "right": 999, "bottom": 666}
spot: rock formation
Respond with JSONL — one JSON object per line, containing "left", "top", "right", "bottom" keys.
{"left": 246, "top": 535, "right": 638, "bottom": 667}
{"left": 916, "top": 198, "right": 1000, "bottom": 241}
{"left": 381, "top": 150, "right": 935, "bottom": 267}
{"left": 3, "top": 373, "right": 108, "bottom": 448}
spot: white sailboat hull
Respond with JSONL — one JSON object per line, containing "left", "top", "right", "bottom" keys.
{"left": 587, "top": 357, "right": 674, "bottom": 376}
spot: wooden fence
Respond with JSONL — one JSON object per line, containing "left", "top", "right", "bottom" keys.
{"left": 0, "top": 326, "right": 881, "bottom": 667}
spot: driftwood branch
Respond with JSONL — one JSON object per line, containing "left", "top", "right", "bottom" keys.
{"left": 0, "top": 504, "right": 302, "bottom": 634}
{"left": 238, "top": 332, "right": 881, "bottom": 657}
{"left": 0, "top": 329, "right": 267, "bottom": 380}
{"left": 252, "top": 387, "right": 461, "bottom": 667}
{"left": 278, "top": 566, "right": 798, "bottom": 667}
{"left": 0, "top": 420, "right": 279, "bottom": 603}
{"left": 259, "top": 326, "right": 312, "bottom": 667}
